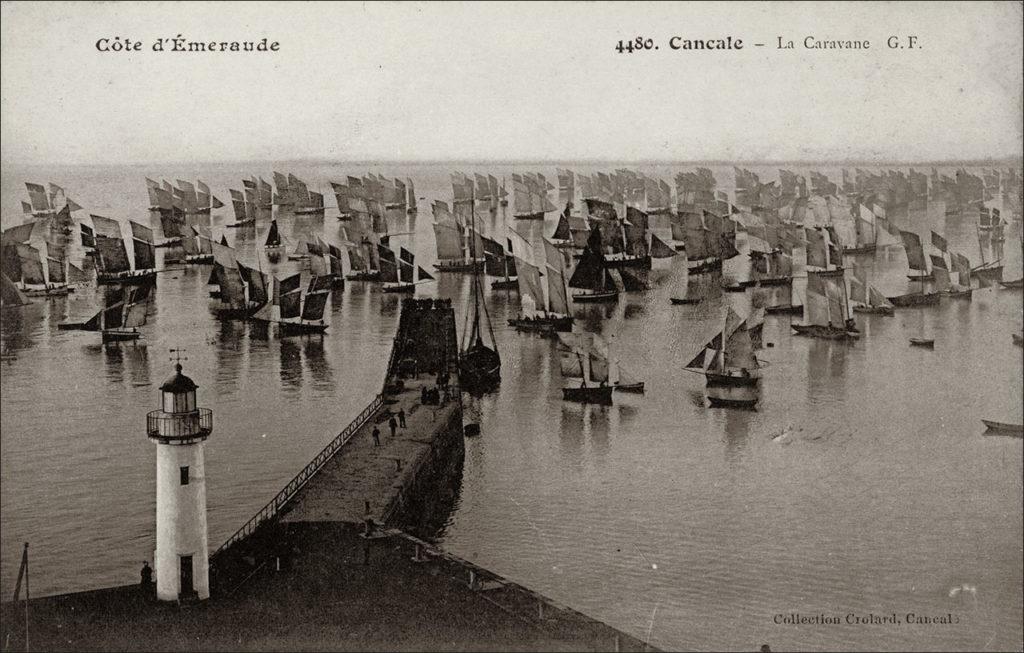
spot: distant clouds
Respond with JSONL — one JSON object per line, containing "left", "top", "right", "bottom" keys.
{"left": 1, "top": 1, "right": 1021, "bottom": 164}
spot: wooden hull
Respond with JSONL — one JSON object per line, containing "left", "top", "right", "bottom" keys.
{"left": 57, "top": 321, "right": 91, "bottom": 331}
{"left": 572, "top": 289, "right": 619, "bottom": 303}
{"left": 562, "top": 385, "right": 613, "bottom": 405}
{"left": 346, "top": 270, "right": 381, "bottom": 282}
{"left": 723, "top": 284, "right": 746, "bottom": 293}
{"left": 740, "top": 277, "right": 792, "bottom": 288}
{"left": 852, "top": 304, "right": 895, "bottom": 316}
{"left": 513, "top": 211, "right": 546, "bottom": 220}
{"left": 842, "top": 245, "right": 876, "bottom": 255}
{"left": 459, "top": 345, "right": 501, "bottom": 393}
{"left": 888, "top": 292, "right": 940, "bottom": 307}
{"left": 705, "top": 386, "right": 759, "bottom": 409}
{"left": 508, "top": 315, "right": 573, "bottom": 333}
{"left": 907, "top": 272, "right": 933, "bottom": 281}
{"left": 433, "top": 260, "right": 482, "bottom": 273}
{"left": 97, "top": 271, "right": 157, "bottom": 285}
{"left": 612, "top": 382, "right": 645, "bottom": 394}
{"left": 490, "top": 278, "right": 518, "bottom": 290}
{"left": 670, "top": 297, "right": 701, "bottom": 305}
{"left": 792, "top": 324, "right": 860, "bottom": 339}
{"left": 185, "top": 255, "right": 214, "bottom": 265}
{"left": 765, "top": 304, "right": 803, "bottom": 315}
{"left": 687, "top": 258, "right": 722, "bottom": 274}
{"left": 293, "top": 208, "right": 325, "bottom": 216}
{"left": 287, "top": 254, "right": 309, "bottom": 261}
{"left": 102, "top": 329, "right": 141, "bottom": 342}
{"left": 604, "top": 255, "right": 651, "bottom": 270}
{"left": 154, "top": 237, "right": 181, "bottom": 247}
{"left": 943, "top": 288, "right": 973, "bottom": 300}
{"left": 982, "top": 419, "right": 1023, "bottom": 435}
{"left": 226, "top": 220, "right": 255, "bottom": 228}
{"left": 22, "top": 286, "right": 73, "bottom": 297}
{"left": 1000, "top": 278, "right": 1023, "bottom": 289}
{"left": 909, "top": 338, "right": 935, "bottom": 348}
{"left": 705, "top": 371, "right": 760, "bottom": 387}
{"left": 383, "top": 283, "right": 416, "bottom": 294}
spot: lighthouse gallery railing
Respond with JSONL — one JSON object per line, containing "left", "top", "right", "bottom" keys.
{"left": 211, "top": 393, "right": 384, "bottom": 558}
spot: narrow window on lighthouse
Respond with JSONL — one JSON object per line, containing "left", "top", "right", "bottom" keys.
{"left": 180, "top": 466, "right": 190, "bottom": 485}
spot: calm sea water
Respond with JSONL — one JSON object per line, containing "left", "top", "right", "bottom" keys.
{"left": 1, "top": 161, "right": 1022, "bottom": 651}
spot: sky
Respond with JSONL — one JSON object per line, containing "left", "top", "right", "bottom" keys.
{"left": 1, "top": 1, "right": 1021, "bottom": 165}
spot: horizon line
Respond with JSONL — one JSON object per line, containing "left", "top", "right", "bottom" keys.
{"left": 2, "top": 156, "right": 1022, "bottom": 169}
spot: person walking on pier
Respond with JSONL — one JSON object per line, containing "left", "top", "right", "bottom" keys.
{"left": 372, "top": 426, "right": 381, "bottom": 447}
{"left": 388, "top": 415, "right": 398, "bottom": 438}
{"left": 398, "top": 407, "right": 406, "bottom": 428}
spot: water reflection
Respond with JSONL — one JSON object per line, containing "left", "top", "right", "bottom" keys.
{"left": 124, "top": 344, "right": 151, "bottom": 387}
{"left": 303, "top": 337, "right": 332, "bottom": 390}
{"left": 279, "top": 337, "right": 303, "bottom": 391}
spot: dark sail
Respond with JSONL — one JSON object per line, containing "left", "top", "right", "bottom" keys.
{"left": 94, "top": 236, "right": 131, "bottom": 273}
{"left": 552, "top": 213, "right": 571, "bottom": 241}
{"left": 265, "top": 220, "right": 281, "bottom": 247}
{"left": 568, "top": 227, "right": 608, "bottom": 291}
{"left": 80, "top": 223, "right": 96, "bottom": 248}
{"left": 377, "top": 245, "right": 399, "bottom": 283}
{"left": 133, "top": 239, "right": 156, "bottom": 271}
{"left": 279, "top": 273, "right": 302, "bottom": 319}
{"left": 481, "top": 237, "right": 506, "bottom": 277}
{"left": 398, "top": 247, "right": 415, "bottom": 283}
{"left": 584, "top": 198, "right": 617, "bottom": 221}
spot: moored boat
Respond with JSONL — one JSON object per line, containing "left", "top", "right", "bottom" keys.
{"left": 981, "top": 419, "right": 1023, "bottom": 435}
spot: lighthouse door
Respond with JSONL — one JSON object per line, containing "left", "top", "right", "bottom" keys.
{"left": 179, "top": 555, "right": 194, "bottom": 598}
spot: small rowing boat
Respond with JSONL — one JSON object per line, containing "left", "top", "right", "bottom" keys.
{"left": 981, "top": 419, "right": 1023, "bottom": 435}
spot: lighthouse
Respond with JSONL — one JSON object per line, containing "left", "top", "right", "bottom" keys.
{"left": 146, "top": 359, "right": 213, "bottom": 601}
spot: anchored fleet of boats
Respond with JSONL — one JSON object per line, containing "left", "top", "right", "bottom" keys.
{"left": 2, "top": 165, "right": 1022, "bottom": 419}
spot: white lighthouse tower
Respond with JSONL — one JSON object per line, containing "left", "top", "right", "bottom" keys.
{"left": 146, "top": 356, "right": 213, "bottom": 602}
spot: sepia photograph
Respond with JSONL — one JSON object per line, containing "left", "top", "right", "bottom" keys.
{"left": 1, "top": 1, "right": 1021, "bottom": 651}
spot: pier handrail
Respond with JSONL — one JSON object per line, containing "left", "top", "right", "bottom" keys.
{"left": 211, "top": 393, "right": 384, "bottom": 558}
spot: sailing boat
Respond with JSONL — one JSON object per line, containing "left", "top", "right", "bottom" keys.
{"left": 381, "top": 246, "right": 435, "bottom": 293}
{"left": 558, "top": 332, "right": 613, "bottom": 405}
{"left": 93, "top": 216, "right": 159, "bottom": 284}
{"left": 227, "top": 188, "right": 256, "bottom": 227}
{"left": 512, "top": 173, "right": 556, "bottom": 220}
{"left": 568, "top": 226, "right": 618, "bottom": 303}
{"left": 792, "top": 227, "right": 859, "bottom": 339}
{"left": 431, "top": 200, "right": 484, "bottom": 273}
{"left": 972, "top": 223, "right": 1004, "bottom": 282}
{"left": 458, "top": 189, "right": 501, "bottom": 393}
{"left": 608, "top": 340, "right": 644, "bottom": 393}
{"left": 9, "top": 242, "right": 73, "bottom": 297}
{"left": 742, "top": 248, "right": 793, "bottom": 288}
{"left": 264, "top": 220, "right": 283, "bottom": 263}
{"left": 849, "top": 262, "right": 894, "bottom": 315}
{"left": 58, "top": 279, "right": 154, "bottom": 342}
{"left": 764, "top": 281, "right": 803, "bottom": 314}
{"left": 889, "top": 230, "right": 940, "bottom": 306}
{"left": 482, "top": 235, "right": 518, "bottom": 290}
{"left": 685, "top": 308, "right": 761, "bottom": 408}
{"left": 507, "top": 234, "right": 574, "bottom": 334}
{"left": 249, "top": 271, "right": 331, "bottom": 335}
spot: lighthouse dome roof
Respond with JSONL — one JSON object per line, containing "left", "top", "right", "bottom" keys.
{"left": 160, "top": 364, "right": 198, "bottom": 393}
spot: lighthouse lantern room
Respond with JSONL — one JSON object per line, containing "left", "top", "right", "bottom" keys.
{"left": 146, "top": 357, "right": 213, "bottom": 602}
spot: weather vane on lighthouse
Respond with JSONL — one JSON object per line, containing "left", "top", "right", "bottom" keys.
{"left": 146, "top": 352, "right": 213, "bottom": 602}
